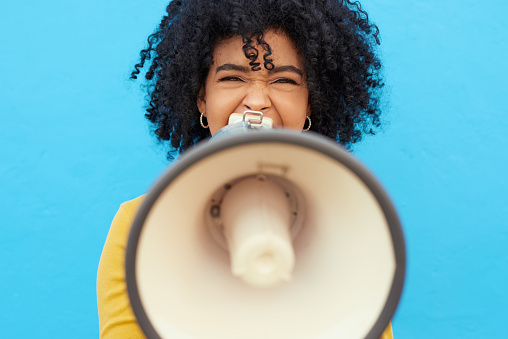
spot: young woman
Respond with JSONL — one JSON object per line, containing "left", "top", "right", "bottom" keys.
{"left": 97, "top": 0, "right": 388, "bottom": 337}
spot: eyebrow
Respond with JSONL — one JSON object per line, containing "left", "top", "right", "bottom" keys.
{"left": 271, "top": 65, "right": 304, "bottom": 76}
{"left": 215, "top": 63, "right": 304, "bottom": 76}
{"left": 215, "top": 64, "right": 249, "bottom": 73}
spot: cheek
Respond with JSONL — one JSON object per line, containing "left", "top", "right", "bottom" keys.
{"left": 275, "top": 90, "right": 309, "bottom": 129}
{"left": 205, "top": 93, "right": 241, "bottom": 135}
{"left": 206, "top": 109, "right": 230, "bottom": 136}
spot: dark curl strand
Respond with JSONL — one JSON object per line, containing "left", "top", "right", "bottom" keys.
{"left": 131, "top": 0, "right": 384, "bottom": 158}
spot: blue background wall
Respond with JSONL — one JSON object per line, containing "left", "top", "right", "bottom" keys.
{"left": 1, "top": 0, "right": 506, "bottom": 337}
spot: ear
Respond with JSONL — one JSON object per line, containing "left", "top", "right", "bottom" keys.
{"left": 197, "top": 86, "right": 206, "bottom": 114}
{"left": 306, "top": 102, "right": 311, "bottom": 116}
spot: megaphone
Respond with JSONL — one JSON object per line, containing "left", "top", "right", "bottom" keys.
{"left": 125, "top": 113, "right": 405, "bottom": 339}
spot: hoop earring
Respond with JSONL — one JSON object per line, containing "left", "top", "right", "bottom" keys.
{"left": 200, "top": 112, "right": 209, "bottom": 129}
{"left": 303, "top": 115, "right": 311, "bottom": 132}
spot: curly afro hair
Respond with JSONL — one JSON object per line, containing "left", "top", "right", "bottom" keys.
{"left": 131, "top": 0, "right": 384, "bottom": 157}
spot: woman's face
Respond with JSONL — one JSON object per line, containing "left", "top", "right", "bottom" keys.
{"left": 197, "top": 30, "right": 310, "bottom": 136}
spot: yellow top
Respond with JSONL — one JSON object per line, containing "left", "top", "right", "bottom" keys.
{"left": 97, "top": 195, "right": 394, "bottom": 339}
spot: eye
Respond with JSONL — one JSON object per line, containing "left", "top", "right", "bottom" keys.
{"left": 218, "top": 76, "right": 244, "bottom": 82}
{"left": 273, "top": 78, "right": 299, "bottom": 85}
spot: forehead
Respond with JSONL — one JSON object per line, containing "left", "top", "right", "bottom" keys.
{"left": 213, "top": 30, "right": 303, "bottom": 68}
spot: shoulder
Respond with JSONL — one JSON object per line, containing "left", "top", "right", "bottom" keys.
{"left": 118, "top": 194, "right": 147, "bottom": 220}
{"left": 98, "top": 194, "right": 147, "bottom": 272}
{"left": 102, "top": 194, "right": 147, "bottom": 245}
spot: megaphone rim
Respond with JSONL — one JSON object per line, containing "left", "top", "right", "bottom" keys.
{"left": 126, "top": 129, "right": 406, "bottom": 339}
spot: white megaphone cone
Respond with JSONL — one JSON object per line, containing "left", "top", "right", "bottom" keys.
{"left": 126, "top": 111, "right": 405, "bottom": 339}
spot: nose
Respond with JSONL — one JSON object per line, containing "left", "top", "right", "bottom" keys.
{"left": 242, "top": 84, "right": 271, "bottom": 112}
